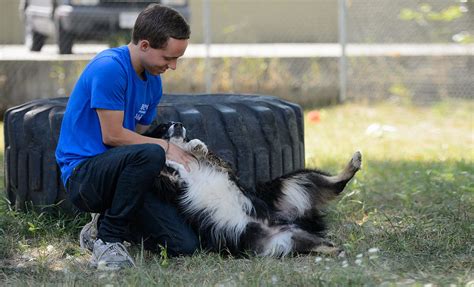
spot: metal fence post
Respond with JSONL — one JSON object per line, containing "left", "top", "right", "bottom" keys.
{"left": 203, "top": 0, "right": 212, "bottom": 94}
{"left": 338, "top": 0, "right": 347, "bottom": 103}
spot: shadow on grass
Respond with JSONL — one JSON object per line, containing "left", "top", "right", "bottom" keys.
{"left": 329, "top": 158, "right": 472, "bottom": 275}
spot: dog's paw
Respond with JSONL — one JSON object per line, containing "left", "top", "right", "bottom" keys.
{"left": 350, "top": 151, "right": 362, "bottom": 171}
{"left": 188, "top": 139, "right": 208, "bottom": 154}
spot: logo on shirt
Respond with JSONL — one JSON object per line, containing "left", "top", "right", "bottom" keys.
{"left": 135, "top": 104, "right": 149, "bottom": 121}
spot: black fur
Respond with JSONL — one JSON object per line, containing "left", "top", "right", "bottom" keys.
{"left": 148, "top": 122, "right": 361, "bottom": 257}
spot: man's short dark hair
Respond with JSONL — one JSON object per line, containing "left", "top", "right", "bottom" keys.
{"left": 132, "top": 4, "right": 190, "bottom": 49}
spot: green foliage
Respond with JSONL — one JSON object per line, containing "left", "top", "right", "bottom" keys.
{"left": 389, "top": 83, "right": 412, "bottom": 104}
{"left": 452, "top": 31, "right": 474, "bottom": 43}
{"left": 399, "top": 3, "right": 470, "bottom": 43}
{"left": 158, "top": 244, "right": 169, "bottom": 268}
{"left": 399, "top": 4, "right": 464, "bottom": 23}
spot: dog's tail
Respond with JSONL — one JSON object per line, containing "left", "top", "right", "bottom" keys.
{"left": 258, "top": 151, "right": 362, "bottom": 222}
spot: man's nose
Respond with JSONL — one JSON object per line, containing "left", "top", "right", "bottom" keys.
{"left": 168, "top": 59, "right": 177, "bottom": 70}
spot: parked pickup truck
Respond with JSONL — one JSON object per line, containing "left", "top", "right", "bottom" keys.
{"left": 19, "top": 0, "right": 190, "bottom": 54}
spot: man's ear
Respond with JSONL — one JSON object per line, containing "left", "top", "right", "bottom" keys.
{"left": 139, "top": 40, "right": 150, "bottom": 51}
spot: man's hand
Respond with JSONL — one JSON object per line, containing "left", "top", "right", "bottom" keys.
{"left": 165, "top": 141, "right": 194, "bottom": 172}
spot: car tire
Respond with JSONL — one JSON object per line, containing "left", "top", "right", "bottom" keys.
{"left": 25, "top": 21, "right": 47, "bottom": 52}
{"left": 57, "top": 22, "right": 73, "bottom": 54}
{"left": 3, "top": 94, "right": 304, "bottom": 213}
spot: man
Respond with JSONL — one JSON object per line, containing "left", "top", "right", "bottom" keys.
{"left": 55, "top": 4, "right": 198, "bottom": 270}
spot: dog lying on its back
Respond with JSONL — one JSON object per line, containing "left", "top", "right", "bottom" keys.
{"left": 146, "top": 122, "right": 362, "bottom": 257}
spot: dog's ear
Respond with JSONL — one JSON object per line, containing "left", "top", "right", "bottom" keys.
{"left": 143, "top": 122, "right": 171, "bottom": 138}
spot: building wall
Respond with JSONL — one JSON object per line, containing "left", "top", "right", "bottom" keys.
{"left": 0, "top": 0, "right": 24, "bottom": 44}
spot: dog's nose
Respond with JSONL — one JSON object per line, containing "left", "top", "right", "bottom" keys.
{"left": 169, "top": 122, "right": 185, "bottom": 138}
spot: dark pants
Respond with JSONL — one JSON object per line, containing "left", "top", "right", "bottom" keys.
{"left": 66, "top": 144, "right": 199, "bottom": 256}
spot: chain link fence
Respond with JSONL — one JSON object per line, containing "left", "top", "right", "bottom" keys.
{"left": 342, "top": 0, "right": 474, "bottom": 103}
{"left": 0, "top": 0, "right": 473, "bottom": 114}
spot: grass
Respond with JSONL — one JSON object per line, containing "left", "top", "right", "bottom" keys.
{"left": 1, "top": 100, "right": 473, "bottom": 286}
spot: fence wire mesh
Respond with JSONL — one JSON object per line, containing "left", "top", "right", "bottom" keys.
{"left": 343, "top": 0, "right": 474, "bottom": 103}
{"left": 0, "top": 0, "right": 472, "bottom": 114}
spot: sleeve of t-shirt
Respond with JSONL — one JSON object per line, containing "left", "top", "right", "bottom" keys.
{"left": 89, "top": 57, "right": 127, "bottom": 111}
{"left": 138, "top": 76, "right": 163, "bottom": 126}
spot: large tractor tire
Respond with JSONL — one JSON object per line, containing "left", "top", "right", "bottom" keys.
{"left": 3, "top": 94, "right": 304, "bottom": 213}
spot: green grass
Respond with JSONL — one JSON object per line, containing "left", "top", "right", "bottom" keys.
{"left": 1, "top": 100, "right": 473, "bottom": 286}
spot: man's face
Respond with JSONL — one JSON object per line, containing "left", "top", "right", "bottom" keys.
{"left": 140, "top": 38, "right": 188, "bottom": 75}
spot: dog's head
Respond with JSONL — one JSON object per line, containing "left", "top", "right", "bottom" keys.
{"left": 145, "top": 121, "right": 187, "bottom": 142}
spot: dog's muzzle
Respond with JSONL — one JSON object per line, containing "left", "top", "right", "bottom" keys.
{"left": 168, "top": 122, "right": 186, "bottom": 139}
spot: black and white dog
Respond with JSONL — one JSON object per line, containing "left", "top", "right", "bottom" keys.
{"left": 147, "top": 122, "right": 361, "bottom": 257}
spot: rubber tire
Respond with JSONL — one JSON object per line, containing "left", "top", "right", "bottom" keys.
{"left": 25, "top": 21, "right": 47, "bottom": 52}
{"left": 3, "top": 98, "right": 69, "bottom": 211}
{"left": 3, "top": 94, "right": 304, "bottom": 213}
{"left": 57, "top": 22, "right": 73, "bottom": 54}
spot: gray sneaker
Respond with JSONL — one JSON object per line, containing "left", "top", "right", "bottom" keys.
{"left": 90, "top": 239, "right": 136, "bottom": 271}
{"left": 79, "top": 213, "right": 99, "bottom": 252}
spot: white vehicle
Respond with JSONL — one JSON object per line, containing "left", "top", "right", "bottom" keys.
{"left": 20, "top": 0, "right": 190, "bottom": 54}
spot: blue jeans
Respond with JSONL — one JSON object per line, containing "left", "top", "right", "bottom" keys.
{"left": 66, "top": 144, "right": 199, "bottom": 256}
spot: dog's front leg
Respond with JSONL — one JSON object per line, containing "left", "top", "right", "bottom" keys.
{"left": 187, "top": 139, "right": 209, "bottom": 155}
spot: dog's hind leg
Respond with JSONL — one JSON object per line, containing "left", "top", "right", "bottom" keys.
{"left": 323, "top": 151, "right": 362, "bottom": 195}
{"left": 240, "top": 223, "right": 341, "bottom": 257}
{"left": 240, "top": 222, "right": 294, "bottom": 257}
{"left": 261, "top": 151, "right": 362, "bottom": 223}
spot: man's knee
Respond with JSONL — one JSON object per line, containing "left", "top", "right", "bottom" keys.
{"left": 130, "top": 144, "right": 166, "bottom": 172}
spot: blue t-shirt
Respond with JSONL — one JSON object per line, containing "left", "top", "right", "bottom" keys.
{"left": 55, "top": 45, "right": 163, "bottom": 186}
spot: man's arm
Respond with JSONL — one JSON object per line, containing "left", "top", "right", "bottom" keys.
{"left": 96, "top": 109, "right": 193, "bottom": 170}
{"left": 135, "top": 124, "right": 150, "bottom": 135}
